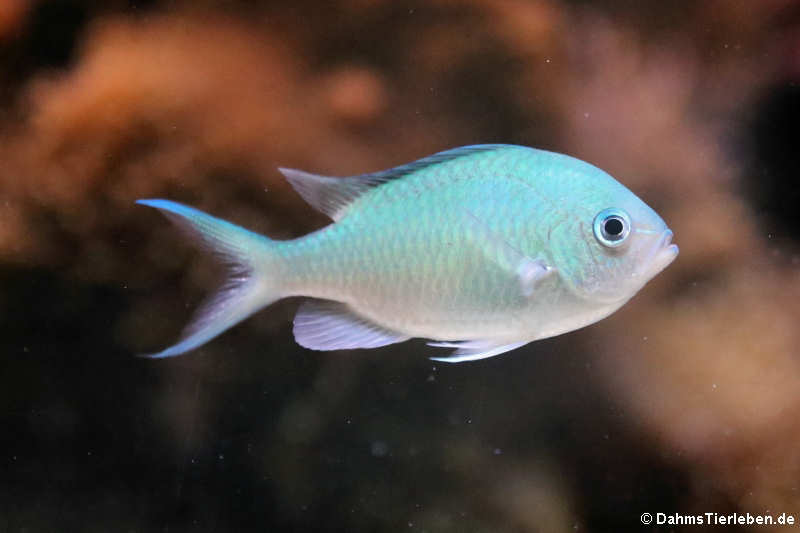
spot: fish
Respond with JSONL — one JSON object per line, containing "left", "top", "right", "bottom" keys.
{"left": 137, "top": 144, "right": 678, "bottom": 363}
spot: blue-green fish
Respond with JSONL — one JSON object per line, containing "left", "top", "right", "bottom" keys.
{"left": 138, "top": 144, "right": 678, "bottom": 362}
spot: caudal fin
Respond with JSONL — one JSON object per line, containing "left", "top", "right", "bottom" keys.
{"left": 137, "top": 199, "right": 281, "bottom": 358}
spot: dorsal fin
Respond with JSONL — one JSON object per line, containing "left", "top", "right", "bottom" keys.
{"left": 277, "top": 167, "right": 382, "bottom": 222}
{"left": 278, "top": 144, "right": 507, "bottom": 221}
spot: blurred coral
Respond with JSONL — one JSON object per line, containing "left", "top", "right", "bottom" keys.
{"left": 0, "top": 0, "right": 28, "bottom": 42}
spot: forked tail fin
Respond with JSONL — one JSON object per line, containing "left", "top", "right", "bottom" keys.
{"left": 136, "top": 199, "right": 282, "bottom": 358}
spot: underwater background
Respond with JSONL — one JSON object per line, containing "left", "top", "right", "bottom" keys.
{"left": 2, "top": 0, "right": 800, "bottom": 531}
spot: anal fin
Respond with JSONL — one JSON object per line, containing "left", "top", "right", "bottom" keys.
{"left": 293, "top": 299, "right": 410, "bottom": 351}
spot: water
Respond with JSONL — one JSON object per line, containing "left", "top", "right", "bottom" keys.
{"left": 2, "top": 1, "right": 799, "bottom": 531}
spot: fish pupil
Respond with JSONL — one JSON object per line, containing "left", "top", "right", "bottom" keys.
{"left": 604, "top": 217, "right": 624, "bottom": 236}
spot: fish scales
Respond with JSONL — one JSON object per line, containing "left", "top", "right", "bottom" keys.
{"left": 289, "top": 185, "right": 535, "bottom": 322}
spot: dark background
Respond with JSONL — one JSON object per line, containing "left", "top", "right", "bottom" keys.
{"left": 1, "top": 1, "right": 800, "bottom": 531}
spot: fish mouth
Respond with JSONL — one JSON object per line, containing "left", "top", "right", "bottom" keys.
{"left": 577, "top": 228, "right": 679, "bottom": 304}
{"left": 644, "top": 229, "right": 679, "bottom": 278}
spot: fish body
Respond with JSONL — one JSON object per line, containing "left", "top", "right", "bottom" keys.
{"left": 138, "top": 145, "right": 678, "bottom": 362}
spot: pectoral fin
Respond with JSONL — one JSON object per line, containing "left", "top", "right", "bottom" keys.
{"left": 464, "top": 210, "right": 556, "bottom": 298}
{"left": 515, "top": 258, "right": 554, "bottom": 297}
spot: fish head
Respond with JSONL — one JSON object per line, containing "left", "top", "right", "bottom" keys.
{"left": 549, "top": 186, "right": 679, "bottom": 305}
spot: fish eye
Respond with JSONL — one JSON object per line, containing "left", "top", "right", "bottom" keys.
{"left": 593, "top": 208, "right": 631, "bottom": 248}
